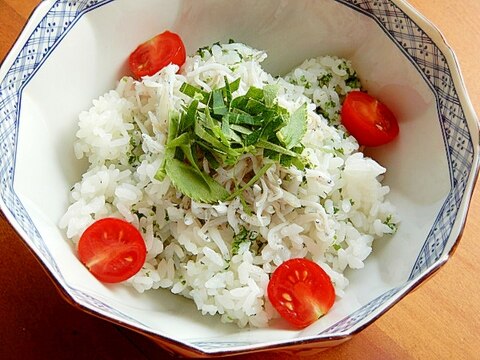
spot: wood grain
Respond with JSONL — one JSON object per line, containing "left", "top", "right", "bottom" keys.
{"left": 1, "top": 1, "right": 479, "bottom": 359}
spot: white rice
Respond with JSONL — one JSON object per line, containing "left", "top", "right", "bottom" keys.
{"left": 60, "top": 42, "right": 398, "bottom": 328}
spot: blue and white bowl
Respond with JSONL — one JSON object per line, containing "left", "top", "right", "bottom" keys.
{"left": 0, "top": 0, "right": 478, "bottom": 357}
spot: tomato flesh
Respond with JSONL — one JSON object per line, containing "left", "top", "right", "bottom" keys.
{"left": 267, "top": 258, "right": 335, "bottom": 329}
{"left": 341, "top": 91, "right": 399, "bottom": 147}
{"left": 78, "top": 218, "right": 146, "bottom": 283}
{"left": 128, "top": 30, "right": 186, "bottom": 78}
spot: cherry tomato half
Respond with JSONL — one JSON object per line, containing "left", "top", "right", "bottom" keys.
{"left": 341, "top": 91, "right": 399, "bottom": 147}
{"left": 128, "top": 30, "right": 186, "bottom": 79}
{"left": 267, "top": 258, "right": 335, "bottom": 329}
{"left": 77, "top": 218, "right": 146, "bottom": 283}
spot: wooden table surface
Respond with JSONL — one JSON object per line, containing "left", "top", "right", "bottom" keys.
{"left": 1, "top": 1, "right": 479, "bottom": 359}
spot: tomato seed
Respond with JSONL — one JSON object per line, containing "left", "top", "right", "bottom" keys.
{"left": 302, "top": 270, "right": 308, "bottom": 280}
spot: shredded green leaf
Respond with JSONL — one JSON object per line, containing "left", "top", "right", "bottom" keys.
{"left": 157, "top": 78, "right": 310, "bottom": 204}
{"left": 179, "top": 82, "right": 209, "bottom": 104}
{"left": 277, "top": 103, "right": 307, "bottom": 150}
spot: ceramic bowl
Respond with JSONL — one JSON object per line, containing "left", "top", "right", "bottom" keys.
{"left": 0, "top": 0, "right": 478, "bottom": 357}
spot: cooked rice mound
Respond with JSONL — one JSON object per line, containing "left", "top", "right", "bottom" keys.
{"left": 60, "top": 42, "right": 398, "bottom": 328}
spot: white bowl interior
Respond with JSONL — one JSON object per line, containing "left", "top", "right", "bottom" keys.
{"left": 7, "top": 0, "right": 470, "bottom": 353}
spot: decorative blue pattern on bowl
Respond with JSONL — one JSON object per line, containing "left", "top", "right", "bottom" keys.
{"left": 0, "top": 0, "right": 142, "bottom": 329}
{"left": 0, "top": 0, "right": 154, "bottom": 333}
{"left": 317, "top": 0, "right": 475, "bottom": 336}
{"left": 0, "top": 0, "right": 114, "bottom": 275}
{"left": 0, "top": 0, "right": 476, "bottom": 354}
{"left": 341, "top": 0, "right": 474, "bottom": 276}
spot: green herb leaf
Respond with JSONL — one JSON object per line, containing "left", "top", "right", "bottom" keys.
{"left": 155, "top": 112, "right": 180, "bottom": 181}
{"left": 225, "top": 112, "right": 262, "bottom": 126}
{"left": 229, "top": 124, "right": 252, "bottom": 135}
{"left": 165, "top": 158, "right": 230, "bottom": 204}
{"left": 180, "top": 99, "right": 198, "bottom": 132}
{"left": 277, "top": 103, "right": 307, "bottom": 149}
{"left": 238, "top": 193, "right": 253, "bottom": 216}
{"left": 212, "top": 89, "right": 228, "bottom": 115}
{"left": 257, "top": 139, "right": 300, "bottom": 157}
{"left": 222, "top": 77, "right": 240, "bottom": 103}
{"left": 180, "top": 82, "right": 209, "bottom": 104}
{"left": 260, "top": 113, "right": 286, "bottom": 140}
{"left": 166, "top": 132, "right": 191, "bottom": 148}
{"left": 263, "top": 84, "right": 280, "bottom": 107}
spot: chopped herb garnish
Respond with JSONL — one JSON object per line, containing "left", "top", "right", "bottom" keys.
{"left": 318, "top": 73, "right": 333, "bottom": 87}
{"left": 383, "top": 215, "right": 397, "bottom": 233}
{"left": 231, "top": 226, "right": 259, "bottom": 255}
{"left": 155, "top": 78, "right": 309, "bottom": 204}
{"left": 346, "top": 75, "right": 361, "bottom": 89}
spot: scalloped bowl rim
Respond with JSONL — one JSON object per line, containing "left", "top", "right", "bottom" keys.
{"left": 0, "top": 0, "right": 478, "bottom": 357}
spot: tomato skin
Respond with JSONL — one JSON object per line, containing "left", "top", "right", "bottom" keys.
{"left": 341, "top": 91, "right": 399, "bottom": 147}
{"left": 128, "top": 30, "right": 186, "bottom": 78}
{"left": 77, "top": 218, "right": 146, "bottom": 283}
{"left": 267, "top": 258, "right": 335, "bottom": 329}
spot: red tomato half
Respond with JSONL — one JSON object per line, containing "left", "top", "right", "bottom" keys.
{"left": 78, "top": 218, "right": 146, "bottom": 283}
{"left": 128, "top": 30, "right": 186, "bottom": 78}
{"left": 267, "top": 258, "right": 335, "bottom": 329}
{"left": 341, "top": 91, "right": 399, "bottom": 147}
